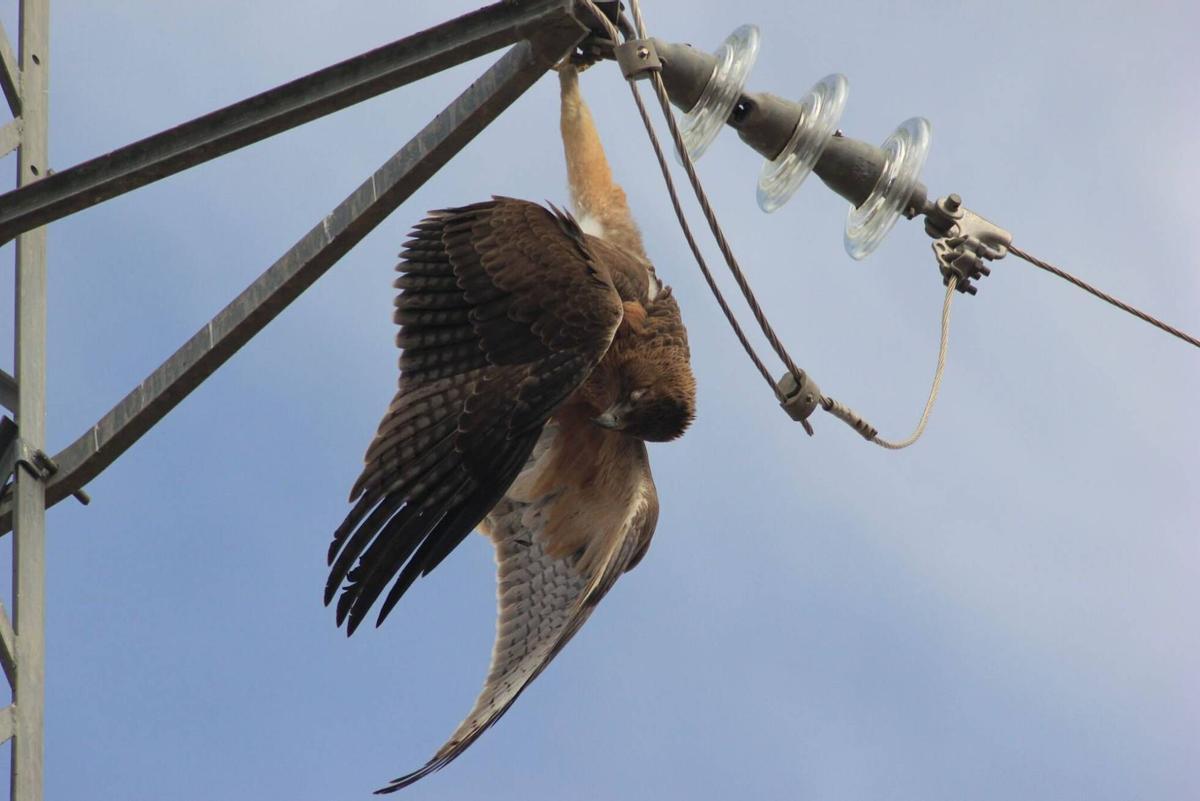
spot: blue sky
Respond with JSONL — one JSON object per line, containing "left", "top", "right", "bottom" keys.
{"left": 1, "top": 1, "right": 1197, "bottom": 799}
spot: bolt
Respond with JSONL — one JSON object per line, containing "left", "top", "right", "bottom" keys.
{"left": 637, "top": 46, "right": 649, "bottom": 59}
{"left": 945, "top": 194, "right": 962, "bottom": 212}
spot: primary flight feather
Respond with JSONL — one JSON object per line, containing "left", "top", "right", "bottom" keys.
{"left": 325, "top": 65, "right": 694, "bottom": 792}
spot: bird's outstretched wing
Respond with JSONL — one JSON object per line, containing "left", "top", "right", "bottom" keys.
{"left": 326, "top": 198, "right": 623, "bottom": 635}
{"left": 376, "top": 423, "right": 660, "bottom": 793}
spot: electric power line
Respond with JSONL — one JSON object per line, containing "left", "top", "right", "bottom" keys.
{"left": 1009, "top": 244, "right": 1200, "bottom": 350}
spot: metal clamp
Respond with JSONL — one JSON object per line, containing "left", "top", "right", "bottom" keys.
{"left": 1, "top": 433, "right": 52, "bottom": 485}
{"left": 0, "top": 417, "right": 90, "bottom": 506}
{"left": 614, "top": 38, "right": 662, "bottom": 80}
{"left": 924, "top": 194, "right": 1011, "bottom": 295}
{"left": 777, "top": 371, "right": 821, "bottom": 436}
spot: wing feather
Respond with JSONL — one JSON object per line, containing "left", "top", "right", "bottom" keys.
{"left": 375, "top": 430, "right": 660, "bottom": 793}
{"left": 327, "top": 198, "right": 624, "bottom": 635}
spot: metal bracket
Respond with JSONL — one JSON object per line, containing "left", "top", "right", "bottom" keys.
{"left": 1, "top": 431, "right": 52, "bottom": 485}
{"left": 924, "top": 193, "right": 1011, "bottom": 295}
{"left": 567, "top": 0, "right": 625, "bottom": 68}
{"left": 614, "top": 38, "right": 662, "bottom": 80}
{"left": 0, "top": 418, "right": 89, "bottom": 506}
{"left": 777, "top": 371, "right": 821, "bottom": 436}
{"left": 0, "top": 417, "right": 17, "bottom": 485}
{"left": 0, "top": 368, "right": 17, "bottom": 414}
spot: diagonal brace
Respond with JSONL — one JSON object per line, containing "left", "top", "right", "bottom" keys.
{"left": 0, "top": 603, "right": 14, "bottom": 690}
{"left": 0, "top": 19, "right": 19, "bottom": 117}
{"left": 0, "top": 417, "right": 18, "bottom": 485}
{"left": 0, "top": 23, "right": 588, "bottom": 535}
{"left": 0, "top": 0, "right": 581, "bottom": 243}
{"left": 0, "top": 368, "right": 16, "bottom": 414}
{"left": 0, "top": 705, "right": 13, "bottom": 744}
{"left": 0, "top": 119, "right": 21, "bottom": 161}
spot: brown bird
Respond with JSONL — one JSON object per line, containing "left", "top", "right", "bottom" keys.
{"left": 324, "top": 65, "right": 694, "bottom": 792}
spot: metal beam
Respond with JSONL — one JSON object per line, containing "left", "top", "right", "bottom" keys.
{"left": 0, "top": 706, "right": 14, "bottom": 745}
{"left": 0, "top": 24, "right": 588, "bottom": 535}
{"left": 0, "top": 19, "right": 19, "bottom": 117}
{"left": 0, "top": 0, "right": 580, "bottom": 244}
{"left": 0, "top": 369, "right": 16, "bottom": 414}
{"left": 0, "top": 601, "right": 15, "bottom": 690}
{"left": 0, "top": 417, "right": 17, "bottom": 488}
{"left": 0, "top": 119, "right": 20, "bottom": 160}
{"left": 11, "top": 0, "right": 49, "bottom": 795}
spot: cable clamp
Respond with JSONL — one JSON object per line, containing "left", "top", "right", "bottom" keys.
{"left": 924, "top": 193, "right": 1011, "bottom": 295}
{"left": 776, "top": 371, "right": 821, "bottom": 436}
{"left": 614, "top": 38, "right": 662, "bottom": 80}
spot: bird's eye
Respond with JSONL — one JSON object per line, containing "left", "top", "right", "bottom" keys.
{"left": 630, "top": 388, "right": 647, "bottom": 402}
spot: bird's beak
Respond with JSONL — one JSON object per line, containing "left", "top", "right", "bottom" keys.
{"left": 593, "top": 403, "right": 628, "bottom": 430}
{"left": 593, "top": 410, "right": 621, "bottom": 429}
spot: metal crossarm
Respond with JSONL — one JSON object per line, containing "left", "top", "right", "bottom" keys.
{"left": 0, "top": 0, "right": 583, "bottom": 244}
{"left": 0, "top": 24, "right": 588, "bottom": 536}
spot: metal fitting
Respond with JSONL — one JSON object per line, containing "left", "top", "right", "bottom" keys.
{"left": 923, "top": 194, "right": 1012, "bottom": 295}
{"left": 814, "top": 133, "right": 927, "bottom": 216}
{"left": 933, "top": 241, "right": 989, "bottom": 295}
{"left": 0, "top": 417, "right": 90, "bottom": 505}
{"left": 777, "top": 371, "right": 822, "bottom": 435}
{"left": 727, "top": 92, "right": 804, "bottom": 162}
{"left": 614, "top": 38, "right": 662, "bottom": 80}
{"left": 652, "top": 39, "right": 718, "bottom": 113}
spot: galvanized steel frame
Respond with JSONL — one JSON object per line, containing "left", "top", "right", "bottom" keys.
{"left": 0, "top": 2, "right": 589, "bottom": 798}
{"left": 2, "top": 2, "right": 50, "bottom": 799}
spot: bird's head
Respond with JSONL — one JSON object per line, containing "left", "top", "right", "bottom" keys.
{"left": 593, "top": 353, "right": 696, "bottom": 442}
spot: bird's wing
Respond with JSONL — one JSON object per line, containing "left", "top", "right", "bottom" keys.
{"left": 377, "top": 427, "right": 660, "bottom": 793}
{"left": 326, "top": 198, "right": 624, "bottom": 635}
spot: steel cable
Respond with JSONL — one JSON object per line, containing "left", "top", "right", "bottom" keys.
{"left": 871, "top": 276, "right": 956, "bottom": 449}
{"left": 1008, "top": 244, "right": 1200, "bottom": 350}
{"left": 577, "top": 0, "right": 792, "bottom": 403}
{"left": 624, "top": 0, "right": 808, "bottom": 387}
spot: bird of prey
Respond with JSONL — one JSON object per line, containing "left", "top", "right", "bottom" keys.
{"left": 324, "top": 65, "right": 694, "bottom": 792}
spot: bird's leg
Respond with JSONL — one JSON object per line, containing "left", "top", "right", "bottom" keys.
{"left": 558, "top": 65, "right": 647, "bottom": 259}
